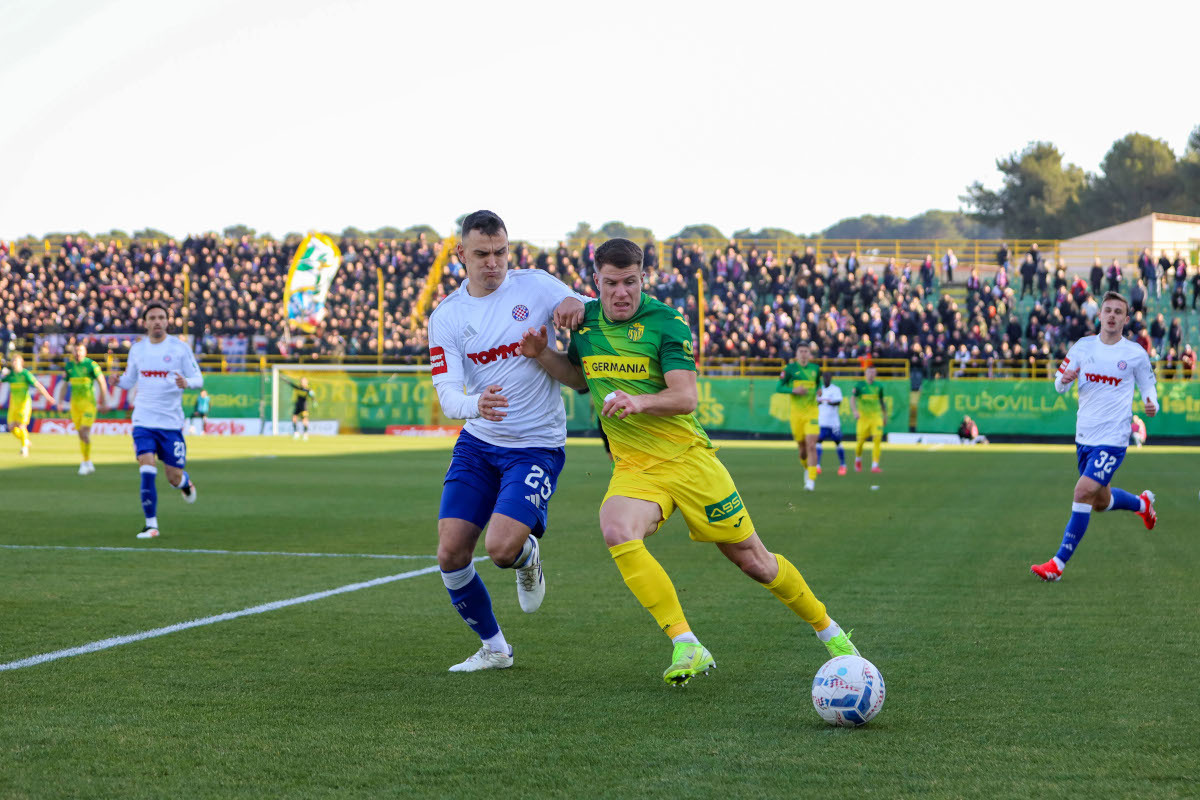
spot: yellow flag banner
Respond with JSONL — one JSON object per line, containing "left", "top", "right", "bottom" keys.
{"left": 284, "top": 233, "right": 342, "bottom": 332}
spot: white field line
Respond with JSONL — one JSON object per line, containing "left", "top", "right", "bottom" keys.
{"left": 0, "top": 556, "right": 486, "bottom": 672}
{"left": 0, "top": 545, "right": 438, "bottom": 560}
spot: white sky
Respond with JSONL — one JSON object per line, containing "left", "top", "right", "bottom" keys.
{"left": 2, "top": 0, "right": 1197, "bottom": 246}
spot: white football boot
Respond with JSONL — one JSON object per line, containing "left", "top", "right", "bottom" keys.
{"left": 515, "top": 537, "right": 545, "bottom": 613}
{"left": 448, "top": 644, "right": 514, "bottom": 672}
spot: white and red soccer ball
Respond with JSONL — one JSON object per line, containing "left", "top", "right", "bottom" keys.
{"left": 812, "top": 655, "right": 886, "bottom": 727}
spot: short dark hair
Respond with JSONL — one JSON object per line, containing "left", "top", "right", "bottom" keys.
{"left": 1101, "top": 291, "right": 1130, "bottom": 313}
{"left": 460, "top": 210, "right": 507, "bottom": 239}
{"left": 143, "top": 302, "right": 169, "bottom": 319}
{"left": 595, "top": 238, "right": 643, "bottom": 270}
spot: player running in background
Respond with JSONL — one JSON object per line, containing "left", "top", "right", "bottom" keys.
{"left": 814, "top": 373, "right": 846, "bottom": 476}
{"left": 189, "top": 389, "right": 211, "bottom": 435}
{"left": 777, "top": 342, "right": 820, "bottom": 491}
{"left": 65, "top": 342, "right": 109, "bottom": 473}
{"left": 1031, "top": 292, "right": 1158, "bottom": 582}
{"left": 282, "top": 376, "right": 314, "bottom": 439}
{"left": 850, "top": 365, "right": 887, "bottom": 474}
{"left": 1, "top": 354, "right": 57, "bottom": 457}
{"left": 116, "top": 303, "right": 202, "bottom": 539}
{"left": 428, "top": 210, "right": 586, "bottom": 673}
{"left": 522, "top": 238, "right": 862, "bottom": 686}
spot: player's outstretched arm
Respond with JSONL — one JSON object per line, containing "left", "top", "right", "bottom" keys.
{"left": 521, "top": 326, "right": 587, "bottom": 391}
{"left": 552, "top": 297, "right": 586, "bottom": 330}
{"left": 32, "top": 376, "right": 58, "bottom": 408}
{"left": 603, "top": 369, "right": 697, "bottom": 420}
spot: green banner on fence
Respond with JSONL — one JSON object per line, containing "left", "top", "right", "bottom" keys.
{"left": 918, "top": 378, "right": 1200, "bottom": 436}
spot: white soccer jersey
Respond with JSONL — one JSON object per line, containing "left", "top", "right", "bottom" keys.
{"left": 817, "top": 384, "right": 843, "bottom": 430}
{"left": 1055, "top": 335, "right": 1157, "bottom": 447}
{"left": 117, "top": 337, "right": 204, "bottom": 430}
{"left": 429, "top": 269, "right": 582, "bottom": 449}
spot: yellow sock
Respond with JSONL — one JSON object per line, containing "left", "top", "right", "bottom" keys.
{"left": 16, "top": 427, "right": 29, "bottom": 448}
{"left": 82, "top": 440, "right": 91, "bottom": 461}
{"left": 609, "top": 540, "right": 690, "bottom": 639}
{"left": 855, "top": 438, "right": 866, "bottom": 459}
{"left": 872, "top": 435, "right": 882, "bottom": 464}
{"left": 761, "top": 553, "right": 827, "bottom": 629}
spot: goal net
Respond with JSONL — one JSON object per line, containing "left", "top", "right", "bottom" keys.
{"left": 269, "top": 363, "right": 459, "bottom": 435}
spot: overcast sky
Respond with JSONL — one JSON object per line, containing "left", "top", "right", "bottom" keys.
{"left": 2, "top": 0, "right": 1197, "bottom": 245}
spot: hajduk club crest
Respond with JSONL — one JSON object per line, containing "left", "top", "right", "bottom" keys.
{"left": 512, "top": 305, "right": 529, "bottom": 321}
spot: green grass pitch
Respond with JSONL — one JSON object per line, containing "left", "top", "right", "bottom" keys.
{"left": 1, "top": 435, "right": 1197, "bottom": 798}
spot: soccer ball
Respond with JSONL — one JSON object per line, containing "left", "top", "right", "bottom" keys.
{"left": 811, "top": 655, "right": 886, "bottom": 727}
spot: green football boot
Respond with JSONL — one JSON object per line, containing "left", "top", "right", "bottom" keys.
{"left": 663, "top": 642, "right": 715, "bottom": 687}
{"left": 823, "top": 629, "right": 860, "bottom": 658}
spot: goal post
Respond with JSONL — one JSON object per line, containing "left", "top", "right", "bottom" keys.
{"left": 269, "top": 363, "right": 437, "bottom": 435}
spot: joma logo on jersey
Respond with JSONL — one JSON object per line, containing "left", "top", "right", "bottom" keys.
{"left": 468, "top": 342, "right": 522, "bottom": 365}
{"left": 140, "top": 370, "right": 170, "bottom": 378}
{"left": 1085, "top": 373, "right": 1122, "bottom": 386}
{"left": 626, "top": 323, "right": 645, "bottom": 342}
{"left": 704, "top": 491, "right": 744, "bottom": 522}
{"left": 581, "top": 356, "right": 650, "bottom": 378}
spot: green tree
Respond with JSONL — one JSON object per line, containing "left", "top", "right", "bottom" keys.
{"left": 369, "top": 226, "right": 406, "bottom": 240}
{"left": 961, "top": 141, "right": 1086, "bottom": 238}
{"left": 401, "top": 224, "right": 440, "bottom": 240}
{"left": 598, "top": 221, "right": 654, "bottom": 241}
{"left": 133, "top": 228, "right": 172, "bottom": 242}
{"left": 1172, "top": 125, "right": 1200, "bottom": 217}
{"left": 340, "top": 226, "right": 367, "bottom": 240}
{"left": 1082, "top": 133, "right": 1180, "bottom": 228}
{"left": 567, "top": 221, "right": 594, "bottom": 242}
{"left": 223, "top": 224, "right": 256, "bottom": 240}
{"left": 671, "top": 223, "right": 726, "bottom": 241}
{"left": 732, "top": 227, "right": 796, "bottom": 240}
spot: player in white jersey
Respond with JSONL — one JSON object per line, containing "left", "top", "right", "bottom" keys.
{"left": 1031, "top": 292, "right": 1158, "bottom": 582}
{"left": 429, "top": 210, "right": 586, "bottom": 672}
{"left": 814, "top": 374, "right": 846, "bottom": 476}
{"left": 115, "top": 303, "right": 202, "bottom": 539}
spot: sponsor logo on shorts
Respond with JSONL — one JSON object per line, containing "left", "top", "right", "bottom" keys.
{"left": 704, "top": 491, "right": 744, "bottom": 522}
{"left": 581, "top": 356, "right": 650, "bottom": 379}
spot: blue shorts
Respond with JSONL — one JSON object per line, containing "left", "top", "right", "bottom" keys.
{"left": 818, "top": 426, "right": 842, "bottom": 443}
{"left": 132, "top": 426, "right": 187, "bottom": 469}
{"left": 439, "top": 430, "right": 565, "bottom": 537}
{"left": 1076, "top": 444, "right": 1126, "bottom": 487}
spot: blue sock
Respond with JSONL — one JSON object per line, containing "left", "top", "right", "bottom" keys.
{"left": 1055, "top": 502, "right": 1092, "bottom": 564}
{"left": 442, "top": 563, "right": 500, "bottom": 641}
{"left": 173, "top": 470, "right": 191, "bottom": 491}
{"left": 509, "top": 535, "right": 536, "bottom": 569}
{"left": 836, "top": 445, "right": 846, "bottom": 466}
{"left": 816, "top": 444, "right": 823, "bottom": 464}
{"left": 1108, "top": 487, "right": 1142, "bottom": 512}
{"left": 139, "top": 465, "right": 157, "bottom": 521}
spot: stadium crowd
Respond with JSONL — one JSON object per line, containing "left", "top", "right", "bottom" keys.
{"left": 1, "top": 234, "right": 1196, "bottom": 384}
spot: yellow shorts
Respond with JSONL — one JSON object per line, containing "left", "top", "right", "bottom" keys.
{"left": 790, "top": 409, "right": 819, "bottom": 441}
{"left": 603, "top": 445, "right": 755, "bottom": 544}
{"left": 856, "top": 415, "right": 884, "bottom": 439}
{"left": 71, "top": 402, "right": 97, "bottom": 429}
{"left": 7, "top": 400, "right": 32, "bottom": 429}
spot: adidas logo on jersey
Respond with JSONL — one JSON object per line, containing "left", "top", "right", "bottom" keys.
{"left": 525, "top": 494, "right": 542, "bottom": 508}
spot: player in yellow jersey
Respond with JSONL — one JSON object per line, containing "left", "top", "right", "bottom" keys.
{"left": 521, "top": 238, "right": 864, "bottom": 686}
{"left": 850, "top": 365, "right": 888, "bottom": 473}
{"left": 776, "top": 343, "right": 821, "bottom": 491}
{"left": 64, "top": 342, "right": 110, "bottom": 474}
{"left": 1, "top": 354, "right": 58, "bottom": 457}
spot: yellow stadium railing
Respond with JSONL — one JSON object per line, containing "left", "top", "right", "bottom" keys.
{"left": 700, "top": 357, "right": 909, "bottom": 380}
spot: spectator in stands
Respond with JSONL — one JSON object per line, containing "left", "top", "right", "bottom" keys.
{"left": 919, "top": 255, "right": 935, "bottom": 293}
{"left": 1193, "top": 267, "right": 1200, "bottom": 310}
{"left": 826, "top": 250, "right": 840, "bottom": 279}
{"left": 1090, "top": 257, "right": 1104, "bottom": 297}
{"left": 1150, "top": 313, "right": 1167, "bottom": 353}
{"left": 844, "top": 250, "right": 860, "bottom": 277}
{"left": 1019, "top": 254, "right": 1036, "bottom": 299}
{"left": 942, "top": 248, "right": 957, "bottom": 284}
{"left": 1172, "top": 253, "right": 1188, "bottom": 295}
{"left": 1107, "top": 258, "right": 1123, "bottom": 294}
{"left": 1169, "top": 317, "right": 1184, "bottom": 354}
{"left": 1035, "top": 256, "right": 1050, "bottom": 297}
{"left": 1158, "top": 250, "right": 1173, "bottom": 296}
{"left": 996, "top": 243, "right": 1010, "bottom": 268}
{"left": 1139, "top": 247, "right": 1159, "bottom": 299}
{"left": 1182, "top": 344, "right": 1196, "bottom": 380}
{"left": 1130, "top": 279, "right": 1147, "bottom": 315}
